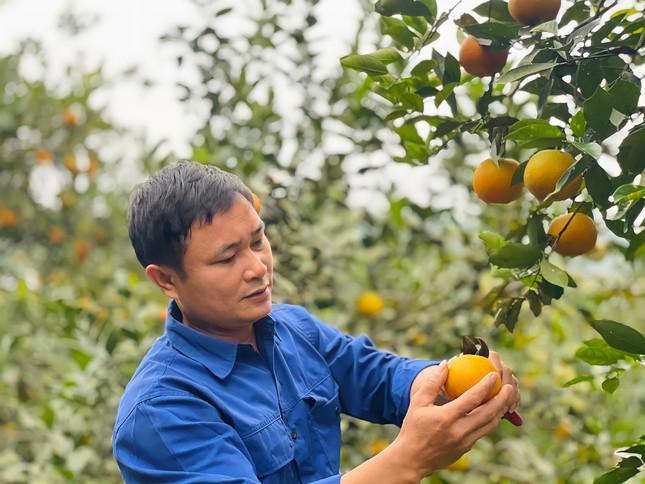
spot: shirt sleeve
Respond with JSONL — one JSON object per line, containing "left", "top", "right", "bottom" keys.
{"left": 292, "top": 308, "right": 439, "bottom": 426}
{"left": 113, "top": 393, "right": 260, "bottom": 484}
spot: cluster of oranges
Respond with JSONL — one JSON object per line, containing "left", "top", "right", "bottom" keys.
{"left": 472, "top": 150, "right": 597, "bottom": 257}
{"left": 459, "top": 0, "right": 561, "bottom": 77}
{"left": 460, "top": 3, "right": 596, "bottom": 258}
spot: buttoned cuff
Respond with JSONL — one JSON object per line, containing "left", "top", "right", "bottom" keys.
{"left": 392, "top": 359, "right": 440, "bottom": 425}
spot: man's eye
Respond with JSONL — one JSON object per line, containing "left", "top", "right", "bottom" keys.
{"left": 253, "top": 239, "right": 263, "bottom": 248}
{"left": 218, "top": 255, "right": 235, "bottom": 264}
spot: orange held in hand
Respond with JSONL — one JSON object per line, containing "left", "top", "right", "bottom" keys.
{"left": 472, "top": 158, "right": 523, "bottom": 204}
{"left": 445, "top": 354, "right": 502, "bottom": 401}
{"left": 508, "top": 0, "right": 561, "bottom": 26}
{"left": 459, "top": 36, "right": 509, "bottom": 77}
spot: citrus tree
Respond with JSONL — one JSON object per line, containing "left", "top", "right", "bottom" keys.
{"left": 340, "top": 0, "right": 645, "bottom": 480}
{"left": 1, "top": 1, "right": 644, "bottom": 483}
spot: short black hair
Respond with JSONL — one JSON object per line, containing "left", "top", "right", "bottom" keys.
{"left": 127, "top": 160, "right": 253, "bottom": 277}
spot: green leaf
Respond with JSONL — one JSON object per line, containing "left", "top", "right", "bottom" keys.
{"left": 525, "top": 290, "right": 542, "bottom": 316}
{"left": 385, "top": 109, "right": 408, "bottom": 121}
{"left": 583, "top": 88, "right": 617, "bottom": 141}
{"left": 570, "top": 111, "right": 586, "bottom": 137}
{"left": 42, "top": 405, "right": 55, "bottom": 429}
{"left": 617, "top": 126, "right": 645, "bottom": 177}
{"left": 395, "top": 123, "right": 425, "bottom": 144}
{"left": 601, "top": 377, "right": 620, "bottom": 394}
{"left": 411, "top": 59, "right": 436, "bottom": 76}
{"left": 540, "top": 260, "right": 574, "bottom": 288}
{"left": 506, "top": 119, "right": 564, "bottom": 143}
{"left": 401, "top": 91, "right": 424, "bottom": 112}
{"left": 380, "top": 17, "right": 417, "bottom": 50}
{"left": 464, "top": 21, "right": 519, "bottom": 45}
{"left": 490, "top": 243, "right": 542, "bottom": 269}
{"left": 575, "top": 60, "right": 604, "bottom": 99}
{"left": 340, "top": 54, "right": 389, "bottom": 76}
{"left": 473, "top": 0, "right": 514, "bottom": 22}
{"left": 575, "top": 339, "right": 621, "bottom": 365}
{"left": 434, "top": 83, "right": 456, "bottom": 107}
{"left": 494, "top": 297, "right": 524, "bottom": 332}
{"left": 375, "top": 0, "right": 435, "bottom": 22}
{"left": 570, "top": 141, "right": 601, "bottom": 159}
{"left": 594, "top": 458, "right": 642, "bottom": 484}
{"left": 562, "top": 375, "right": 594, "bottom": 387}
{"left": 496, "top": 62, "right": 559, "bottom": 84}
{"left": 71, "top": 348, "right": 92, "bottom": 370}
{"left": 585, "top": 161, "right": 614, "bottom": 209}
{"left": 559, "top": 1, "right": 590, "bottom": 26}
{"left": 370, "top": 48, "right": 404, "bottom": 65}
{"left": 608, "top": 80, "right": 640, "bottom": 117}
{"left": 530, "top": 20, "right": 558, "bottom": 35}
{"left": 527, "top": 215, "right": 547, "bottom": 248}
{"left": 403, "top": 15, "right": 428, "bottom": 35}
{"left": 539, "top": 279, "right": 564, "bottom": 301}
{"left": 612, "top": 184, "right": 645, "bottom": 203}
{"left": 591, "top": 319, "right": 645, "bottom": 355}
{"left": 511, "top": 160, "right": 528, "bottom": 186}
{"left": 479, "top": 231, "right": 506, "bottom": 254}
{"left": 554, "top": 156, "right": 589, "bottom": 193}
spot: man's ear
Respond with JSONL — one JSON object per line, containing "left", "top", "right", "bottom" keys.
{"left": 145, "top": 264, "right": 180, "bottom": 299}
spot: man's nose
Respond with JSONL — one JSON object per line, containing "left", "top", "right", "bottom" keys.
{"left": 243, "top": 250, "right": 267, "bottom": 280}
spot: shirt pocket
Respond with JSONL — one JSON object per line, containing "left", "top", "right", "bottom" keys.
{"left": 239, "top": 417, "right": 296, "bottom": 480}
{"left": 303, "top": 375, "right": 341, "bottom": 470}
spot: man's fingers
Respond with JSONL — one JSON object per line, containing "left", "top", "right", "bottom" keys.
{"left": 410, "top": 360, "right": 448, "bottom": 408}
{"left": 446, "top": 371, "right": 500, "bottom": 414}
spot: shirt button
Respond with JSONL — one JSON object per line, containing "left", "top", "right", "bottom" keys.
{"left": 290, "top": 431, "right": 297, "bottom": 440}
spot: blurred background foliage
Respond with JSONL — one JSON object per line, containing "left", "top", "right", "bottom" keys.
{"left": 0, "top": 0, "right": 643, "bottom": 482}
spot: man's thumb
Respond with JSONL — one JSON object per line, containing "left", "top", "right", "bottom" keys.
{"left": 410, "top": 360, "right": 448, "bottom": 408}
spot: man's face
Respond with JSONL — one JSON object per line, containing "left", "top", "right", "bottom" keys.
{"left": 170, "top": 193, "right": 273, "bottom": 334}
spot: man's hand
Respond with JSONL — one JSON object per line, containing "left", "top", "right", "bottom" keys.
{"left": 392, "top": 359, "right": 519, "bottom": 480}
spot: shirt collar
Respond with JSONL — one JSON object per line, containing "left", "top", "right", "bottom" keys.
{"left": 164, "top": 300, "right": 276, "bottom": 379}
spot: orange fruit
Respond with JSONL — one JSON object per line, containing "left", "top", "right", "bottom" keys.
{"left": 547, "top": 213, "right": 597, "bottom": 256}
{"left": 472, "top": 158, "right": 523, "bottom": 204}
{"left": 64, "top": 155, "right": 79, "bottom": 175}
{"left": 446, "top": 453, "right": 470, "bottom": 471}
{"left": 356, "top": 291, "right": 384, "bottom": 316}
{"left": 0, "top": 208, "right": 18, "bottom": 227}
{"left": 49, "top": 226, "right": 65, "bottom": 245}
{"left": 63, "top": 109, "right": 78, "bottom": 126}
{"left": 87, "top": 156, "right": 101, "bottom": 176}
{"left": 74, "top": 239, "right": 91, "bottom": 263}
{"left": 445, "top": 354, "right": 502, "bottom": 401}
{"left": 252, "top": 193, "right": 262, "bottom": 213}
{"left": 36, "top": 149, "right": 53, "bottom": 164}
{"left": 508, "top": 0, "right": 561, "bottom": 26}
{"left": 523, "top": 150, "right": 581, "bottom": 201}
{"left": 459, "top": 36, "right": 509, "bottom": 77}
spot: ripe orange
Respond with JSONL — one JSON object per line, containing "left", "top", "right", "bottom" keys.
{"left": 446, "top": 453, "right": 470, "bottom": 472}
{"left": 63, "top": 109, "right": 78, "bottom": 126}
{"left": 472, "top": 158, "right": 523, "bottom": 204}
{"left": 252, "top": 193, "right": 262, "bottom": 213}
{"left": 36, "top": 149, "right": 53, "bottom": 164}
{"left": 49, "top": 226, "right": 65, "bottom": 245}
{"left": 64, "top": 155, "right": 79, "bottom": 175}
{"left": 0, "top": 208, "right": 18, "bottom": 227}
{"left": 459, "top": 36, "right": 509, "bottom": 77}
{"left": 547, "top": 213, "right": 597, "bottom": 256}
{"left": 356, "top": 291, "right": 384, "bottom": 316}
{"left": 445, "top": 354, "right": 502, "bottom": 402}
{"left": 508, "top": 0, "right": 561, "bottom": 26}
{"left": 74, "top": 239, "right": 91, "bottom": 263}
{"left": 523, "top": 150, "right": 581, "bottom": 201}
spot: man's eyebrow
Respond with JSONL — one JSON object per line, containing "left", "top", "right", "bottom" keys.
{"left": 214, "top": 222, "right": 265, "bottom": 256}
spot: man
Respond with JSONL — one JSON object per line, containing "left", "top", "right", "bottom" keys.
{"left": 113, "top": 161, "right": 520, "bottom": 483}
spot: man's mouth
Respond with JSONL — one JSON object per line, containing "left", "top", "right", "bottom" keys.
{"left": 244, "top": 285, "right": 269, "bottom": 299}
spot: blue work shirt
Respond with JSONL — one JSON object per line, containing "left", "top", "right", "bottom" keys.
{"left": 113, "top": 301, "right": 437, "bottom": 483}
